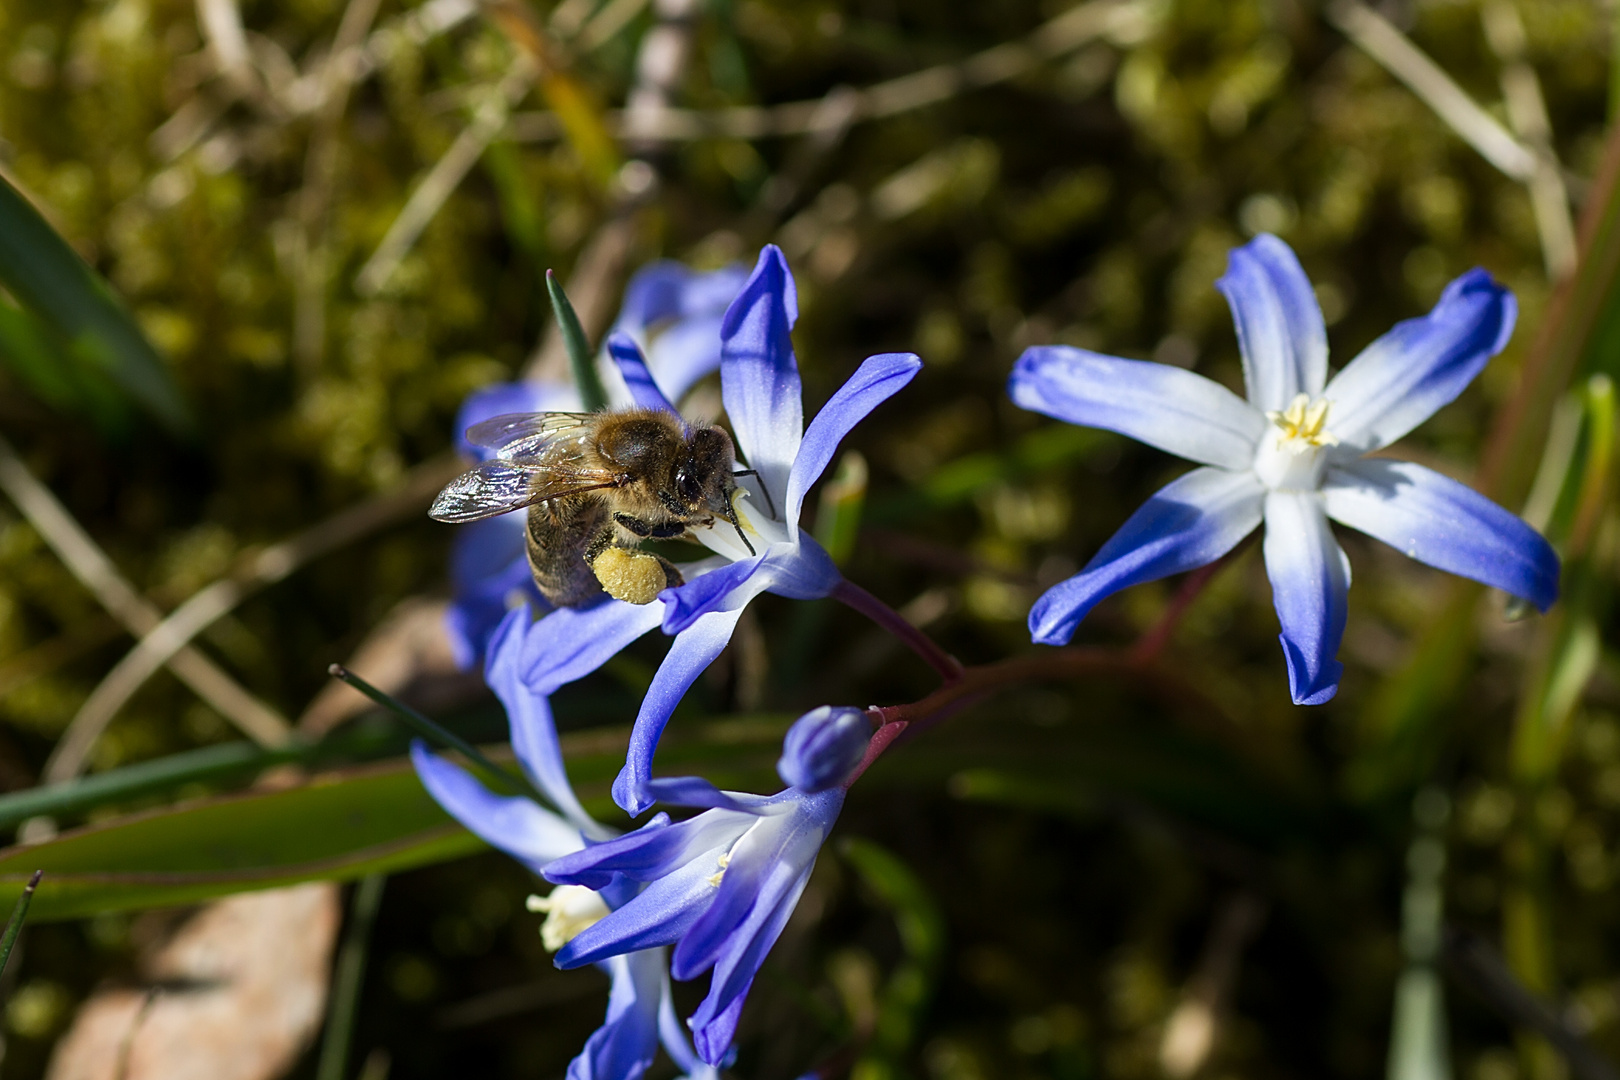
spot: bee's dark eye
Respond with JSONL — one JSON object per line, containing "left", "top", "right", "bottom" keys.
{"left": 677, "top": 467, "right": 702, "bottom": 504}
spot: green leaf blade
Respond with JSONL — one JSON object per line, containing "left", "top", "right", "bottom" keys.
{"left": 0, "top": 759, "right": 479, "bottom": 921}
{"left": 0, "top": 175, "right": 191, "bottom": 436}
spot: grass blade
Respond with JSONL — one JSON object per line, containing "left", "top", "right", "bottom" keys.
{"left": 0, "top": 870, "right": 41, "bottom": 980}
{"left": 316, "top": 873, "right": 387, "bottom": 1080}
{"left": 0, "top": 175, "right": 191, "bottom": 436}
{"left": 328, "top": 665, "right": 547, "bottom": 806}
{"left": 0, "top": 758, "right": 478, "bottom": 921}
{"left": 546, "top": 269, "right": 607, "bottom": 412}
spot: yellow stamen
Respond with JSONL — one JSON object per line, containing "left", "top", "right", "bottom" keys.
{"left": 706, "top": 850, "right": 732, "bottom": 888}
{"left": 1264, "top": 392, "right": 1339, "bottom": 449}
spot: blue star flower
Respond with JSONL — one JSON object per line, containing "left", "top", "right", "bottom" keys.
{"left": 543, "top": 781, "right": 850, "bottom": 1066}
{"left": 444, "top": 260, "right": 748, "bottom": 670}
{"left": 496, "top": 245, "right": 920, "bottom": 814}
{"left": 1008, "top": 233, "right": 1559, "bottom": 705}
{"left": 537, "top": 705, "right": 867, "bottom": 1066}
{"left": 412, "top": 609, "right": 718, "bottom": 1080}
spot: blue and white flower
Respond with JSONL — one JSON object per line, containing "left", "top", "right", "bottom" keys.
{"left": 412, "top": 608, "right": 718, "bottom": 1080}
{"left": 1008, "top": 233, "right": 1558, "bottom": 705}
{"left": 544, "top": 782, "right": 848, "bottom": 1066}
{"left": 501, "top": 245, "right": 920, "bottom": 814}
{"left": 444, "top": 260, "right": 749, "bottom": 669}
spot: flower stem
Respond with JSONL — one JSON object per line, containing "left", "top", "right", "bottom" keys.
{"left": 843, "top": 642, "right": 1232, "bottom": 785}
{"left": 831, "top": 579, "right": 962, "bottom": 683}
{"left": 843, "top": 716, "right": 908, "bottom": 789}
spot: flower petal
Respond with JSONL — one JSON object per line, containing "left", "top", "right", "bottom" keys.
{"left": 1008, "top": 347, "right": 1264, "bottom": 471}
{"left": 1215, "top": 233, "right": 1329, "bottom": 411}
{"left": 546, "top": 810, "right": 755, "bottom": 890}
{"left": 660, "top": 557, "right": 766, "bottom": 634}
{"left": 689, "top": 863, "right": 807, "bottom": 1009}
{"left": 1261, "top": 491, "right": 1349, "bottom": 706}
{"left": 784, "top": 353, "right": 922, "bottom": 533}
{"left": 567, "top": 951, "right": 663, "bottom": 1080}
{"left": 614, "top": 260, "right": 747, "bottom": 405}
{"left": 1323, "top": 459, "right": 1558, "bottom": 610}
{"left": 513, "top": 598, "right": 665, "bottom": 695}
{"left": 777, "top": 706, "right": 869, "bottom": 792}
{"left": 673, "top": 790, "right": 840, "bottom": 983}
{"left": 607, "top": 332, "right": 680, "bottom": 416}
{"left": 410, "top": 742, "right": 582, "bottom": 873}
{"left": 614, "top": 609, "right": 748, "bottom": 815}
{"left": 720, "top": 246, "right": 802, "bottom": 507}
{"left": 486, "top": 611, "right": 606, "bottom": 838}
{"left": 758, "top": 534, "right": 841, "bottom": 601}
{"left": 1028, "top": 467, "right": 1264, "bottom": 645}
{"left": 637, "top": 776, "right": 777, "bottom": 813}
{"left": 618, "top": 261, "right": 749, "bottom": 333}
{"left": 690, "top": 987, "right": 748, "bottom": 1067}
{"left": 446, "top": 516, "right": 540, "bottom": 670}
{"left": 659, "top": 970, "right": 720, "bottom": 1079}
{"left": 556, "top": 857, "right": 720, "bottom": 968}
{"left": 646, "top": 316, "right": 728, "bottom": 404}
{"left": 1323, "top": 268, "right": 1516, "bottom": 454}
{"left": 684, "top": 854, "right": 817, "bottom": 1062}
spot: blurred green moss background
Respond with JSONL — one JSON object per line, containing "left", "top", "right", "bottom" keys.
{"left": 0, "top": 0, "right": 1615, "bottom": 1078}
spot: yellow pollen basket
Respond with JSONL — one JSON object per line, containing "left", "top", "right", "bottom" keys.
{"left": 1265, "top": 392, "right": 1338, "bottom": 450}
{"left": 592, "top": 547, "right": 668, "bottom": 605}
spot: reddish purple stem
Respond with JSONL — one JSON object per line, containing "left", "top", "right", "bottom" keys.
{"left": 831, "top": 578, "right": 962, "bottom": 683}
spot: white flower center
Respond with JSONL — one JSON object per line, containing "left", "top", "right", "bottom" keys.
{"left": 1253, "top": 393, "right": 1337, "bottom": 491}
{"left": 526, "top": 886, "right": 609, "bottom": 952}
{"left": 691, "top": 482, "right": 791, "bottom": 562}
{"left": 706, "top": 850, "right": 732, "bottom": 888}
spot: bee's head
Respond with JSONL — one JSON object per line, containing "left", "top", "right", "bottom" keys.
{"left": 678, "top": 426, "right": 755, "bottom": 555}
{"left": 676, "top": 426, "right": 737, "bottom": 515}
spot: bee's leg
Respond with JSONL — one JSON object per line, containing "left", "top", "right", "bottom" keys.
{"left": 613, "top": 513, "right": 687, "bottom": 540}
{"left": 585, "top": 527, "right": 683, "bottom": 604}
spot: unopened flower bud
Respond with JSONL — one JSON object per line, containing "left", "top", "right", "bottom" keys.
{"left": 777, "top": 706, "right": 870, "bottom": 792}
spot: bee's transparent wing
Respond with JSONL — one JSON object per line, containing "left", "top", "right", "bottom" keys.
{"left": 430, "top": 459, "right": 624, "bottom": 523}
{"left": 464, "top": 412, "right": 597, "bottom": 461}
{"left": 429, "top": 461, "right": 544, "bottom": 523}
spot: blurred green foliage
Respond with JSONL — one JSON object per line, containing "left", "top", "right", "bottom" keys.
{"left": 0, "top": 0, "right": 1615, "bottom": 1078}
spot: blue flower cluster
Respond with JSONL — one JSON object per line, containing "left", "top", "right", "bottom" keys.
{"left": 485, "top": 247, "right": 918, "bottom": 818}
{"left": 418, "top": 245, "right": 905, "bottom": 1074}
{"left": 415, "top": 236, "right": 1559, "bottom": 1074}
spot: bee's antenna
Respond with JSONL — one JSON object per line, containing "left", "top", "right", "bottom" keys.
{"left": 732, "top": 468, "right": 777, "bottom": 519}
{"left": 722, "top": 498, "right": 756, "bottom": 556}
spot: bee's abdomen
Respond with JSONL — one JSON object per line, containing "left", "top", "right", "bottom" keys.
{"left": 526, "top": 497, "right": 609, "bottom": 609}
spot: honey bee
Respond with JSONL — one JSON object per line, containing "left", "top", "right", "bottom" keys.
{"left": 430, "top": 408, "right": 762, "bottom": 608}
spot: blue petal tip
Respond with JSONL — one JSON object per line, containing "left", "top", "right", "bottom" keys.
{"left": 1281, "top": 635, "right": 1342, "bottom": 706}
